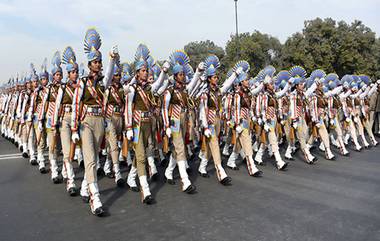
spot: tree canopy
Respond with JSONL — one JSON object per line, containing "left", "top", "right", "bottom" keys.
{"left": 181, "top": 18, "right": 380, "bottom": 80}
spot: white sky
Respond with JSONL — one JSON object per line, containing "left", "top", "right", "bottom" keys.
{"left": 0, "top": 0, "right": 378, "bottom": 82}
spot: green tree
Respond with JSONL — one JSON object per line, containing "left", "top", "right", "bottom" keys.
{"left": 224, "top": 31, "right": 283, "bottom": 76}
{"left": 184, "top": 40, "right": 225, "bottom": 70}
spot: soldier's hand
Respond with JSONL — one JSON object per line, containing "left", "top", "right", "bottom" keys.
{"left": 165, "top": 128, "right": 172, "bottom": 138}
{"left": 236, "top": 125, "right": 243, "bottom": 134}
{"left": 204, "top": 128, "right": 211, "bottom": 138}
{"left": 257, "top": 118, "right": 263, "bottom": 126}
{"left": 71, "top": 132, "right": 80, "bottom": 144}
{"left": 38, "top": 121, "right": 43, "bottom": 131}
{"left": 126, "top": 129, "right": 133, "bottom": 140}
{"left": 197, "top": 62, "right": 206, "bottom": 72}
{"left": 110, "top": 45, "right": 119, "bottom": 59}
{"left": 264, "top": 123, "right": 270, "bottom": 132}
{"left": 345, "top": 117, "right": 351, "bottom": 123}
{"left": 162, "top": 61, "right": 170, "bottom": 73}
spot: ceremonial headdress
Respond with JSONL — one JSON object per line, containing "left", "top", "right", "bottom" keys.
{"left": 51, "top": 51, "right": 62, "bottom": 75}
{"left": 62, "top": 46, "right": 78, "bottom": 72}
{"left": 84, "top": 28, "right": 102, "bottom": 62}
{"left": 134, "top": 44, "right": 150, "bottom": 71}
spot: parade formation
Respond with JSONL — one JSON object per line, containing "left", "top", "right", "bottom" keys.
{"left": 1, "top": 28, "right": 379, "bottom": 217}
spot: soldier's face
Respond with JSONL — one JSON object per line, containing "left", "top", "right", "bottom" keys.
{"left": 41, "top": 77, "right": 48, "bottom": 86}
{"left": 147, "top": 75, "right": 154, "bottom": 83}
{"left": 113, "top": 74, "right": 121, "bottom": 84}
{"left": 89, "top": 60, "right": 102, "bottom": 73}
{"left": 32, "top": 80, "right": 38, "bottom": 88}
{"left": 209, "top": 75, "right": 219, "bottom": 86}
{"left": 242, "top": 79, "right": 249, "bottom": 88}
{"left": 137, "top": 67, "right": 148, "bottom": 82}
{"left": 53, "top": 72, "right": 62, "bottom": 83}
{"left": 296, "top": 83, "right": 304, "bottom": 91}
{"left": 68, "top": 70, "right": 78, "bottom": 82}
{"left": 175, "top": 72, "right": 186, "bottom": 84}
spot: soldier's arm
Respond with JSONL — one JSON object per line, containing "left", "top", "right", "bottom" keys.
{"left": 71, "top": 81, "right": 84, "bottom": 131}
{"left": 161, "top": 90, "right": 171, "bottom": 128}
{"left": 52, "top": 87, "right": 64, "bottom": 128}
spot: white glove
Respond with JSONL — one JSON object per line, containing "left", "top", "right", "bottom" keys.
{"left": 38, "top": 121, "right": 43, "bottom": 131}
{"left": 292, "top": 121, "right": 298, "bottom": 129}
{"left": 315, "top": 122, "right": 321, "bottom": 128}
{"left": 264, "top": 124, "right": 270, "bottom": 132}
{"left": 257, "top": 118, "right": 263, "bottom": 126}
{"left": 110, "top": 45, "right": 119, "bottom": 58}
{"left": 345, "top": 117, "right": 351, "bottom": 123}
{"left": 251, "top": 116, "right": 257, "bottom": 123}
{"left": 126, "top": 129, "right": 133, "bottom": 140}
{"left": 204, "top": 128, "right": 211, "bottom": 138}
{"left": 71, "top": 132, "right": 80, "bottom": 144}
{"left": 330, "top": 119, "right": 335, "bottom": 126}
{"left": 353, "top": 117, "right": 359, "bottom": 123}
{"left": 280, "top": 120, "right": 285, "bottom": 125}
{"left": 162, "top": 61, "right": 170, "bottom": 73}
{"left": 235, "top": 67, "right": 244, "bottom": 76}
{"left": 197, "top": 62, "right": 206, "bottom": 72}
{"left": 236, "top": 125, "right": 243, "bottom": 134}
{"left": 112, "top": 45, "right": 119, "bottom": 54}
{"left": 165, "top": 128, "right": 172, "bottom": 138}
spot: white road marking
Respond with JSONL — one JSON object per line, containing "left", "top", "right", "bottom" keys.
{"left": 0, "top": 153, "right": 23, "bottom": 160}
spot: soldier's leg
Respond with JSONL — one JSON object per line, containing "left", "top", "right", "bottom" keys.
{"left": 171, "top": 126, "right": 194, "bottom": 193}
{"left": 348, "top": 120, "right": 362, "bottom": 151}
{"left": 60, "top": 116, "right": 77, "bottom": 195}
{"left": 238, "top": 129, "right": 262, "bottom": 176}
{"left": 333, "top": 117, "right": 349, "bottom": 155}
{"left": 354, "top": 117, "right": 370, "bottom": 148}
{"left": 318, "top": 123, "right": 335, "bottom": 160}
{"left": 47, "top": 128, "right": 60, "bottom": 182}
{"left": 35, "top": 123, "right": 47, "bottom": 173}
{"left": 295, "top": 119, "right": 316, "bottom": 164}
{"left": 268, "top": 125, "right": 288, "bottom": 170}
{"left": 81, "top": 116, "right": 105, "bottom": 215}
{"left": 364, "top": 115, "right": 377, "bottom": 146}
{"left": 207, "top": 133, "right": 231, "bottom": 185}
{"left": 135, "top": 122, "right": 154, "bottom": 204}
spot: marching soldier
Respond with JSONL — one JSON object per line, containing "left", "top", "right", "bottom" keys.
{"left": 40, "top": 51, "right": 64, "bottom": 183}
{"left": 197, "top": 55, "right": 232, "bottom": 184}
{"left": 52, "top": 46, "right": 80, "bottom": 195}
{"left": 71, "top": 28, "right": 117, "bottom": 216}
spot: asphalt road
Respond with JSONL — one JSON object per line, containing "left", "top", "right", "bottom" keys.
{"left": 0, "top": 136, "right": 379, "bottom": 241}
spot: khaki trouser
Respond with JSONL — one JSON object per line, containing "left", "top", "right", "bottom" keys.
{"left": 171, "top": 112, "right": 188, "bottom": 161}
{"left": 59, "top": 113, "right": 76, "bottom": 187}
{"left": 47, "top": 128, "right": 58, "bottom": 161}
{"left": 363, "top": 116, "right": 376, "bottom": 142}
{"left": 204, "top": 116, "right": 222, "bottom": 166}
{"left": 134, "top": 120, "right": 152, "bottom": 177}
{"left": 26, "top": 121, "right": 36, "bottom": 158}
{"left": 20, "top": 123, "right": 28, "bottom": 145}
{"left": 81, "top": 115, "right": 105, "bottom": 184}
{"left": 294, "top": 117, "right": 309, "bottom": 151}
{"left": 105, "top": 114, "right": 123, "bottom": 165}
{"left": 233, "top": 119, "right": 253, "bottom": 157}
{"left": 34, "top": 121, "right": 46, "bottom": 159}
{"left": 267, "top": 121, "right": 280, "bottom": 153}
{"left": 60, "top": 113, "right": 73, "bottom": 165}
